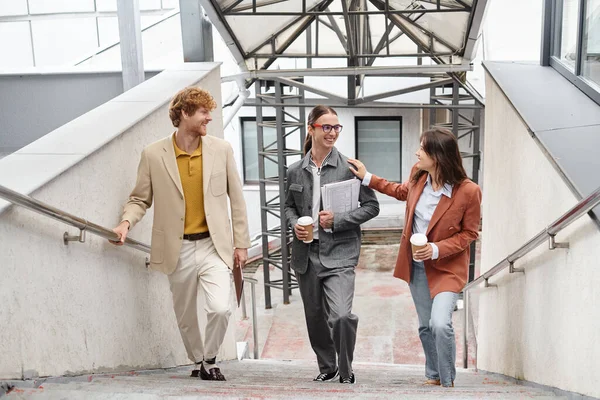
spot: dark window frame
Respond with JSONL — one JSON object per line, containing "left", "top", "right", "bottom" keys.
{"left": 354, "top": 116, "right": 403, "bottom": 183}
{"left": 240, "top": 116, "right": 276, "bottom": 185}
{"left": 542, "top": 0, "right": 600, "bottom": 106}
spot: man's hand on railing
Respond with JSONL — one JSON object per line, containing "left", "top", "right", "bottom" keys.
{"left": 110, "top": 221, "right": 130, "bottom": 245}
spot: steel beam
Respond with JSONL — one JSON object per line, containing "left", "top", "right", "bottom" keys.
{"left": 392, "top": 11, "right": 459, "bottom": 53}
{"left": 248, "top": 52, "right": 455, "bottom": 58}
{"left": 418, "top": 0, "right": 469, "bottom": 10}
{"left": 429, "top": 81, "right": 437, "bottom": 128}
{"left": 0, "top": 9, "right": 173, "bottom": 22}
{"left": 341, "top": 0, "right": 356, "bottom": 59}
{"left": 255, "top": 82, "right": 272, "bottom": 309}
{"left": 179, "top": 1, "right": 214, "bottom": 62}
{"left": 274, "top": 82, "right": 291, "bottom": 305}
{"left": 357, "top": 78, "right": 453, "bottom": 103}
{"left": 452, "top": 80, "right": 460, "bottom": 135}
{"left": 222, "top": 64, "right": 472, "bottom": 81}
{"left": 325, "top": 9, "right": 349, "bottom": 51}
{"left": 463, "top": 0, "right": 488, "bottom": 61}
{"left": 223, "top": 8, "right": 470, "bottom": 15}
{"left": 540, "top": 0, "right": 553, "bottom": 66}
{"left": 222, "top": 0, "right": 245, "bottom": 13}
{"left": 449, "top": 73, "right": 485, "bottom": 105}
{"left": 255, "top": 0, "right": 336, "bottom": 71}
{"left": 272, "top": 77, "right": 347, "bottom": 103}
{"left": 369, "top": 0, "right": 431, "bottom": 54}
{"left": 116, "top": 0, "right": 144, "bottom": 91}
{"left": 244, "top": 100, "right": 482, "bottom": 109}
{"left": 231, "top": 0, "right": 289, "bottom": 12}
{"left": 246, "top": 0, "right": 333, "bottom": 56}
{"left": 200, "top": 0, "right": 248, "bottom": 71}
{"left": 367, "top": 18, "right": 395, "bottom": 66}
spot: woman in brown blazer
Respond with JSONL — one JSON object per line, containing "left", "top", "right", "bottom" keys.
{"left": 348, "top": 128, "right": 481, "bottom": 387}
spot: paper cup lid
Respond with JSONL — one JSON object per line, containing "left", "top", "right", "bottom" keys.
{"left": 410, "top": 233, "right": 428, "bottom": 246}
{"left": 298, "top": 216, "right": 314, "bottom": 225}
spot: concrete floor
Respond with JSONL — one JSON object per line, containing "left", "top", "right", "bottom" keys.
{"left": 6, "top": 241, "right": 554, "bottom": 399}
{"left": 4, "top": 360, "right": 563, "bottom": 399}
{"left": 236, "top": 243, "right": 479, "bottom": 368}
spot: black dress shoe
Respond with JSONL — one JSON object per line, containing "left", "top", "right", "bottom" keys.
{"left": 340, "top": 373, "right": 355, "bottom": 384}
{"left": 199, "top": 363, "right": 226, "bottom": 381}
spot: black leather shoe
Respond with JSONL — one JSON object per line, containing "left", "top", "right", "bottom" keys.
{"left": 199, "top": 363, "right": 226, "bottom": 381}
{"left": 340, "top": 373, "right": 355, "bottom": 384}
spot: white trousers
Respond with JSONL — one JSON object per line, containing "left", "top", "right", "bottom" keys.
{"left": 168, "top": 238, "right": 232, "bottom": 363}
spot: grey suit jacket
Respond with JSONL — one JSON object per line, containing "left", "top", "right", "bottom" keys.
{"left": 284, "top": 147, "right": 380, "bottom": 274}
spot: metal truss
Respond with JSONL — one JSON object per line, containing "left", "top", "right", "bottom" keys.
{"left": 201, "top": 0, "right": 488, "bottom": 72}
{"left": 255, "top": 79, "right": 306, "bottom": 308}
{"left": 249, "top": 70, "right": 483, "bottom": 306}
{"left": 427, "top": 78, "right": 482, "bottom": 281}
{"left": 200, "top": 0, "right": 489, "bottom": 305}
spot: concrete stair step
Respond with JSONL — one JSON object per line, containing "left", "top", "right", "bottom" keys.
{"left": 361, "top": 228, "right": 403, "bottom": 245}
{"left": 5, "top": 359, "right": 564, "bottom": 399}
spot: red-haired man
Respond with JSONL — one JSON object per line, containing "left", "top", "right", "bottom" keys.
{"left": 111, "top": 87, "right": 250, "bottom": 381}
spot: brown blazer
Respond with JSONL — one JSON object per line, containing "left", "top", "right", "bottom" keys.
{"left": 121, "top": 134, "right": 251, "bottom": 275}
{"left": 369, "top": 167, "right": 481, "bottom": 297}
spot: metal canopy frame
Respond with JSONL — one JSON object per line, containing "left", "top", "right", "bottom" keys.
{"left": 201, "top": 0, "right": 488, "bottom": 70}
{"left": 198, "top": 0, "right": 488, "bottom": 308}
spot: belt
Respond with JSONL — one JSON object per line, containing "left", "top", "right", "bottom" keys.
{"left": 183, "top": 232, "right": 210, "bottom": 241}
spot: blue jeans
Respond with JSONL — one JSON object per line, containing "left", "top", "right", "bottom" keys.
{"left": 409, "top": 261, "right": 459, "bottom": 387}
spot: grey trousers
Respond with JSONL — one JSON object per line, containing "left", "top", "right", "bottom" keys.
{"left": 409, "top": 260, "right": 459, "bottom": 387}
{"left": 297, "top": 241, "right": 359, "bottom": 378}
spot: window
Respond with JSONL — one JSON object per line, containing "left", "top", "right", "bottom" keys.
{"left": 241, "top": 117, "right": 278, "bottom": 184}
{"left": 355, "top": 117, "right": 402, "bottom": 182}
{"left": 546, "top": 0, "right": 600, "bottom": 103}
{"left": 582, "top": 0, "right": 600, "bottom": 88}
{"left": 553, "top": 0, "right": 580, "bottom": 70}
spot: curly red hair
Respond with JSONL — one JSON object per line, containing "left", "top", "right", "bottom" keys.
{"left": 169, "top": 87, "right": 217, "bottom": 127}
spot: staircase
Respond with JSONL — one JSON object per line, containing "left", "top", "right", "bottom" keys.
{"left": 2, "top": 359, "right": 563, "bottom": 399}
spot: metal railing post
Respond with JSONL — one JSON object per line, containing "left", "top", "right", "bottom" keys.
{"left": 240, "top": 286, "right": 248, "bottom": 320}
{"left": 463, "top": 289, "right": 469, "bottom": 369}
{"left": 248, "top": 278, "right": 260, "bottom": 359}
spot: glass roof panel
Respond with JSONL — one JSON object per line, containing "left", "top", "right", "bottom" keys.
{"left": 202, "top": 0, "right": 482, "bottom": 70}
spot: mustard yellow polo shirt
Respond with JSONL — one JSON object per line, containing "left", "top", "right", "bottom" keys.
{"left": 173, "top": 135, "right": 208, "bottom": 235}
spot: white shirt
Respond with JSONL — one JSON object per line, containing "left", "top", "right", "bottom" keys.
{"left": 362, "top": 172, "right": 452, "bottom": 260}
{"left": 308, "top": 150, "right": 333, "bottom": 239}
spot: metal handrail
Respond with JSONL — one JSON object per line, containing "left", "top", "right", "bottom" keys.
{"left": 462, "top": 185, "right": 600, "bottom": 368}
{"left": 0, "top": 183, "right": 261, "bottom": 359}
{"left": 0, "top": 183, "right": 150, "bottom": 253}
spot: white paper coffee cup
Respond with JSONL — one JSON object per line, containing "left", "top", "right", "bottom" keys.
{"left": 410, "top": 233, "right": 428, "bottom": 261}
{"left": 297, "top": 216, "right": 314, "bottom": 243}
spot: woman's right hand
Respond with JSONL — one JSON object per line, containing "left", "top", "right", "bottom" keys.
{"left": 348, "top": 158, "right": 367, "bottom": 180}
{"left": 294, "top": 223, "right": 309, "bottom": 241}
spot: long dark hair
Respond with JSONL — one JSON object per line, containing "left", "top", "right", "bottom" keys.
{"left": 412, "top": 128, "right": 468, "bottom": 186}
{"left": 304, "top": 105, "right": 338, "bottom": 155}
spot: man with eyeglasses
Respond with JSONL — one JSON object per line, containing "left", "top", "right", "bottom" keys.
{"left": 284, "top": 105, "right": 379, "bottom": 384}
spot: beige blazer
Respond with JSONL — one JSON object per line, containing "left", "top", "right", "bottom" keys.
{"left": 121, "top": 133, "right": 251, "bottom": 275}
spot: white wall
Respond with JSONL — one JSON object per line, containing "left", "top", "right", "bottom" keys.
{"left": 0, "top": 70, "right": 160, "bottom": 153}
{"left": 468, "top": 0, "right": 544, "bottom": 95}
{"left": 0, "top": 64, "right": 239, "bottom": 380}
{"left": 0, "top": 1, "right": 177, "bottom": 68}
{"left": 477, "top": 74, "right": 600, "bottom": 398}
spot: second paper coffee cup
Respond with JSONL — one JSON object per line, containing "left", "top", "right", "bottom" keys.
{"left": 410, "top": 233, "right": 428, "bottom": 261}
{"left": 297, "top": 216, "right": 314, "bottom": 243}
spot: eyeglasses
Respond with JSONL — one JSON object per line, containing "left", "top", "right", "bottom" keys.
{"left": 312, "top": 124, "right": 343, "bottom": 134}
